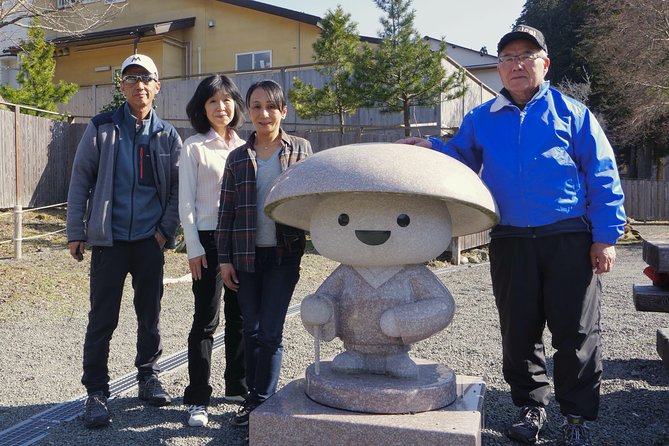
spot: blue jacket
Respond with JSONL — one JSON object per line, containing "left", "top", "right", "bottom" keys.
{"left": 66, "top": 104, "right": 181, "bottom": 248}
{"left": 429, "top": 81, "right": 626, "bottom": 245}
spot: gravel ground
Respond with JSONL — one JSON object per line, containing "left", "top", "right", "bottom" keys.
{"left": 0, "top": 224, "right": 668, "bottom": 446}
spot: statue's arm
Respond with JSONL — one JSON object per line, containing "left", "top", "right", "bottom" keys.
{"left": 380, "top": 269, "right": 455, "bottom": 344}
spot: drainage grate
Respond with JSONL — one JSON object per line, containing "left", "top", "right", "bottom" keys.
{"left": 0, "top": 303, "right": 301, "bottom": 446}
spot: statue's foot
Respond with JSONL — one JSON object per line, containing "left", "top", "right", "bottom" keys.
{"left": 385, "top": 354, "right": 419, "bottom": 379}
{"left": 331, "top": 351, "right": 365, "bottom": 374}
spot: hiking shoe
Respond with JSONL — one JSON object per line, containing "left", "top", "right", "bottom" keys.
{"left": 231, "top": 399, "right": 259, "bottom": 426}
{"left": 187, "top": 405, "right": 208, "bottom": 427}
{"left": 507, "top": 405, "right": 547, "bottom": 444}
{"left": 83, "top": 391, "right": 111, "bottom": 428}
{"left": 138, "top": 376, "right": 172, "bottom": 406}
{"left": 562, "top": 415, "right": 592, "bottom": 446}
{"left": 223, "top": 393, "right": 248, "bottom": 405}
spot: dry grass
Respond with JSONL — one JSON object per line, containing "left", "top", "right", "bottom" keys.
{"left": 0, "top": 207, "right": 190, "bottom": 316}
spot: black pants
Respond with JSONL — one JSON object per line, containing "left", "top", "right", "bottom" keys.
{"left": 489, "top": 232, "right": 602, "bottom": 420}
{"left": 183, "top": 231, "right": 246, "bottom": 406}
{"left": 237, "top": 247, "right": 302, "bottom": 403}
{"left": 82, "top": 237, "right": 164, "bottom": 397}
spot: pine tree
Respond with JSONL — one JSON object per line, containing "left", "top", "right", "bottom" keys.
{"left": 100, "top": 71, "right": 126, "bottom": 113}
{"left": 0, "top": 24, "right": 78, "bottom": 117}
{"left": 288, "top": 6, "right": 362, "bottom": 139}
{"left": 355, "top": 0, "right": 466, "bottom": 136}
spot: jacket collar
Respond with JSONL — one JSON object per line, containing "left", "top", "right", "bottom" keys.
{"left": 112, "top": 102, "right": 165, "bottom": 135}
{"left": 490, "top": 81, "right": 551, "bottom": 112}
{"left": 248, "top": 129, "right": 290, "bottom": 148}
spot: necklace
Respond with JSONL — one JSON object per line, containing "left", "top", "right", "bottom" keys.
{"left": 256, "top": 139, "right": 280, "bottom": 151}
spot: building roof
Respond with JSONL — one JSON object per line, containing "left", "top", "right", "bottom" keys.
{"left": 217, "top": 0, "right": 321, "bottom": 27}
{"left": 2, "top": 0, "right": 324, "bottom": 55}
{"left": 2, "top": 17, "right": 196, "bottom": 55}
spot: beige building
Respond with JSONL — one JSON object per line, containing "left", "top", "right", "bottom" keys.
{"left": 45, "top": 0, "right": 323, "bottom": 86}
{"left": 16, "top": 0, "right": 496, "bottom": 135}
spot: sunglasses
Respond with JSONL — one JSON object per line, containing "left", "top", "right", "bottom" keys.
{"left": 122, "top": 74, "right": 158, "bottom": 84}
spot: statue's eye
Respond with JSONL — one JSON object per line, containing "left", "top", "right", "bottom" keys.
{"left": 338, "top": 213, "right": 350, "bottom": 226}
{"left": 397, "top": 214, "right": 410, "bottom": 227}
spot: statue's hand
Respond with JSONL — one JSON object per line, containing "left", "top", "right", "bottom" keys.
{"left": 301, "top": 294, "right": 336, "bottom": 341}
{"left": 380, "top": 308, "right": 401, "bottom": 338}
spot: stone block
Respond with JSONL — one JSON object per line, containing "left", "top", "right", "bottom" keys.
{"left": 250, "top": 375, "right": 485, "bottom": 446}
{"left": 304, "top": 360, "right": 456, "bottom": 414}
{"left": 643, "top": 240, "right": 669, "bottom": 272}
{"left": 633, "top": 284, "right": 669, "bottom": 313}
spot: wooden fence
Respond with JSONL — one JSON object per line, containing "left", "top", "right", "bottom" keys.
{"left": 2, "top": 104, "right": 668, "bottom": 229}
{"left": 0, "top": 116, "right": 429, "bottom": 209}
{"left": 64, "top": 63, "right": 496, "bottom": 132}
{"left": 621, "top": 179, "right": 669, "bottom": 221}
{"left": 0, "top": 106, "right": 75, "bottom": 208}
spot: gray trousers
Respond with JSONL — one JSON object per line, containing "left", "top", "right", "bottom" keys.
{"left": 489, "top": 232, "right": 602, "bottom": 420}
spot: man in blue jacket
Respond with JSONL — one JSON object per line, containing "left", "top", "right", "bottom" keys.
{"left": 66, "top": 54, "right": 181, "bottom": 429}
{"left": 399, "top": 25, "right": 625, "bottom": 446}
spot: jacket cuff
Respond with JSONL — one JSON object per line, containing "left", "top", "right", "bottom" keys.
{"left": 427, "top": 136, "right": 445, "bottom": 153}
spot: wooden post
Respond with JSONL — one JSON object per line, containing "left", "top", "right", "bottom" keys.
{"left": 451, "top": 236, "right": 461, "bottom": 265}
{"left": 355, "top": 127, "right": 362, "bottom": 143}
{"left": 14, "top": 105, "right": 22, "bottom": 260}
{"left": 14, "top": 105, "right": 21, "bottom": 206}
{"left": 13, "top": 205, "right": 22, "bottom": 260}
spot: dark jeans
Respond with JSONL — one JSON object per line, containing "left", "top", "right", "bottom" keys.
{"left": 183, "top": 231, "right": 246, "bottom": 406}
{"left": 237, "top": 247, "right": 302, "bottom": 403}
{"left": 489, "top": 232, "right": 602, "bottom": 420}
{"left": 82, "top": 237, "right": 164, "bottom": 397}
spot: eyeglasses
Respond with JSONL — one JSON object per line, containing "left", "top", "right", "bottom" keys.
{"left": 122, "top": 74, "right": 158, "bottom": 84}
{"left": 498, "top": 53, "right": 544, "bottom": 65}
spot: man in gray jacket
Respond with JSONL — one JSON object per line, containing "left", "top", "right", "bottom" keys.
{"left": 66, "top": 54, "right": 181, "bottom": 428}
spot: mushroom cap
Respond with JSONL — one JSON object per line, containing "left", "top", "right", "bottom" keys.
{"left": 264, "top": 143, "right": 499, "bottom": 237}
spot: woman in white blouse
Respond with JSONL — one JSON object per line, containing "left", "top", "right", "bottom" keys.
{"left": 179, "top": 75, "right": 247, "bottom": 427}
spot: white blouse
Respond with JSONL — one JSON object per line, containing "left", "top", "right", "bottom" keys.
{"left": 178, "top": 128, "right": 245, "bottom": 259}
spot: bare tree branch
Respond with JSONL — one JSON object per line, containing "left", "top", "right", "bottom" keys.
{"left": 0, "top": 0, "right": 125, "bottom": 42}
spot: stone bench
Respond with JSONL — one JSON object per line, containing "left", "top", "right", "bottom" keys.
{"left": 632, "top": 240, "right": 669, "bottom": 368}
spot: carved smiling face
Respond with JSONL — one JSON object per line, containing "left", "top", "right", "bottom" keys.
{"left": 309, "top": 193, "right": 452, "bottom": 267}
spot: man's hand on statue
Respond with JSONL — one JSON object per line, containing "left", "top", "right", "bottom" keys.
{"left": 395, "top": 137, "right": 432, "bottom": 148}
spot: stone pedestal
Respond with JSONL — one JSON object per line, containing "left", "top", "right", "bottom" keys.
{"left": 250, "top": 374, "right": 485, "bottom": 446}
{"left": 305, "top": 360, "right": 456, "bottom": 413}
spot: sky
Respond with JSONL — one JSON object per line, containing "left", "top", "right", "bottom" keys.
{"left": 260, "top": 0, "right": 526, "bottom": 54}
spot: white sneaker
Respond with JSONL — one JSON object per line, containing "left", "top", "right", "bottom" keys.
{"left": 187, "top": 405, "right": 208, "bottom": 427}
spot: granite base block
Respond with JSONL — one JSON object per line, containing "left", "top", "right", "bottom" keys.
{"left": 305, "top": 360, "right": 457, "bottom": 413}
{"left": 250, "top": 374, "right": 485, "bottom": 446}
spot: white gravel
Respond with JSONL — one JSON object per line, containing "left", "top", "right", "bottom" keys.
{"left": 0, "top": 224, "right": 668, "bottom": 446}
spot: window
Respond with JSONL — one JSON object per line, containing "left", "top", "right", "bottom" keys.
{"left": 236, "top": 51, "right": 271, "bottom": 71}
{"left": 57, "top": 0, "right": 77, "bottom": 8}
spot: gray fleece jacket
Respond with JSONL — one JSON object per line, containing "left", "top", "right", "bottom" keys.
{"left": 66, "top": 105, "right": 181, "bottom": 248}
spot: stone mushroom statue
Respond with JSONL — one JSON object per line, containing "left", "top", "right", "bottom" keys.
{"left": 264, "top": 143, "right": 499, "bottom": 414}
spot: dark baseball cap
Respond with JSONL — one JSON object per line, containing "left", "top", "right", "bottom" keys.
{"left": 497, "top": 25, "right": 548, "bottom": 54}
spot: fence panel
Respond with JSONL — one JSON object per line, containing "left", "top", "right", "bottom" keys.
{"left": 0, "top": 108, "right": 72, "bottom": 208}
{"left": 66, "top": 64, "right": 477, "bottom": 136}
{"left": 0, "top": 109, "right": 16, "bottom": 207}
{"left": 622, "top": 179, "right": 669, "bottom": 221}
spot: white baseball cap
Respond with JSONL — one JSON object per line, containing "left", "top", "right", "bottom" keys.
{"left": 121, "top": 54, "right": 159, "bottom": 79}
